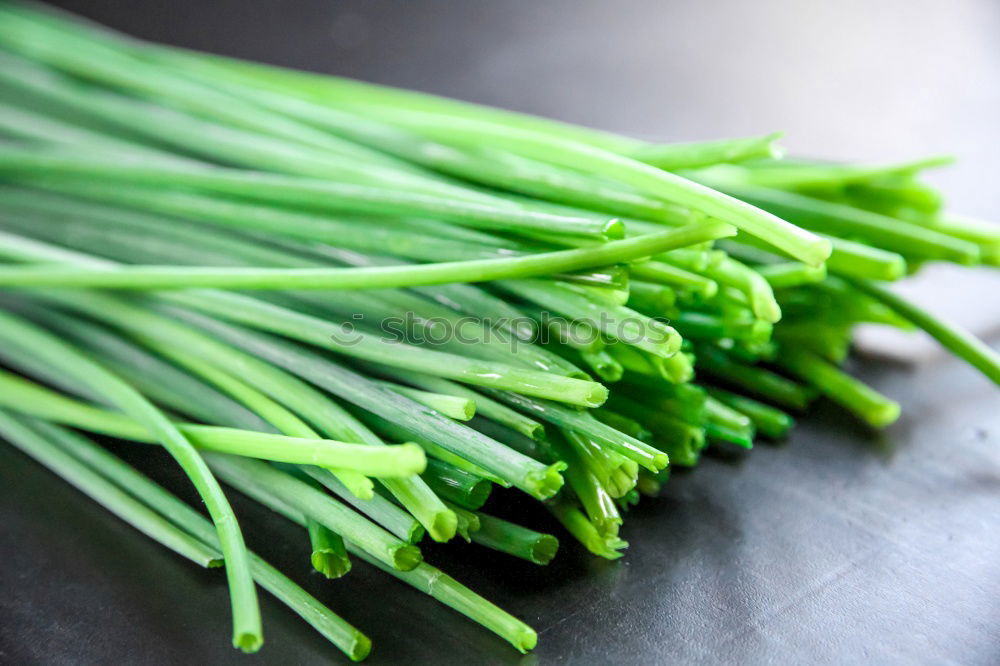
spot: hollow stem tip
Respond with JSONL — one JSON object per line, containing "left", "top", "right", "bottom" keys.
{"left": 522, "top": 460, "right": 567, "bottom": 500}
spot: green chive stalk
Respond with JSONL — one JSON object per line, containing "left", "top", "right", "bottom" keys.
{"left": 471, "top": 512, "right": 559, "bottom": 565}
{"left": 308, "top": 519, "right": 351, "bottom": 579}
{"left": 0, "top": 410, "right": 222, "bottom": 567}
{"left": 0, "top": 309, "right": 263, "bottom": 651}
{"left": 21, "top": 416, "right": 372, "bottom": 660}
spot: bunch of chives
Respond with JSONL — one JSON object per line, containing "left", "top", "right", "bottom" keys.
{"left": 0, "top": 2, "right": 997, "bottom": 661}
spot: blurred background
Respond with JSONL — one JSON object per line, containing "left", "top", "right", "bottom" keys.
{"left": 3, "top": 2, "right": 999, "bottom": 664}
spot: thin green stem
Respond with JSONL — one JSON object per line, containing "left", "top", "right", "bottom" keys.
{"left": 0, "top": 216, "right": 735, "bottom": 290}
{"left": 207, "top": 453, "right": 422, "bottom": 571}
{"left": 187, "top": 315, "right": 566, "bottom": 501}
{"left": 472, "top": 512, "right": 559, "bottom": 565}
{"left": 0, "top": 368, "right": 424, "bottom": 475}
{"left": 307, "top": 519, "right": 351, "bottom": 579}
{"left": 301, "top": 467, "right": 426, "bottom": 544}
{"left": 850, "top": 279, "right": 1000, "bottom": 386}
{"left": 422, "top": 458, "right": 493, "bottom": 511}
{"left": 486, "top": 390, "right": 669, "bottom": 473}
{"left": 775, "top": 348, "right": 901, "bottom": 428}
{"left": 631, "top": 132, "right": 784, "bottom": 170}
{"left": 347, "top": 544, "right": 538, "bottom": 653}
{"left": 0, "top": 309, "right": 261, "bottom": 651}
{"left": 25, "top": 415, "right": 371, "bottom": 660}
{"left": 0, "top": 411, "right": 221, "bottom": 567}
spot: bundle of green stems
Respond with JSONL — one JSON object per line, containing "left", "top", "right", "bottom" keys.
{"left": 0, "top": 2, "right": 997, "bottom": 659}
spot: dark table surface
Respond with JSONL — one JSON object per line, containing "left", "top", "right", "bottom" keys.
{"left": 2, "top": 1, "right": 1000, "bottom": 664}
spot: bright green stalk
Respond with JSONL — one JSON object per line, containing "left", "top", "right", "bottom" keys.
{"left": 0, "top": 101, "right": 174, "bottom": 159}
{"left": 378, "top": 382, "right": 475, "bottom": 421}
{"left": 157, "top": 38, "right": 639, "bottom": 152}
{"left": 523, "top": 307, "right": 605, "bottom": 353}
{"left": 471, "top": 512, "right": 559, "bottom": 565}
{"left": 348, "top": 544, "right": 538, "bottom": 653}
{"left": 546, "top": 495, "right": 628, "bottom": 560}
{"left": 694, "top": 344, "right": 815, "bottom": 409}
{"left": 443, "top": 501, "right": 481, "bottom": 542}
{"left": 0, "top": 236, "right": 607, "bottom": 406}
{"left": 704, "top": 397, "right": 754, "bottom": 433}
{"left": 850, "top": 280, "right": 1000, "bottom": 386}
{"left": 13, "top": 302, "right": 270, "bottom": 431}
{"left": 0, "top": 189, "right": 585, "bottom": 381}
{"left": 11, "top": 287, "right": 447, "bottom": 531}
{"left": 631, "top": 132, "right": 784, "bottom": 170}
{"left": 703, "top": 398, "right": 755, "bottom": 449}
{"left": 580, "top": 348, "right": 625, "bottom": 382}
{"left": 620, "top": 379, "right": 708, "bottom": 422}
{"left": 349, "top": 406, "right": 511, "bottom": 487}
{"left": 703, "top": 422, "right": 754, "bottom": 449}
{"left": 0, "top": 3, "right": 410, "bottom": 167}
{"left": 0, "top": 309, "right": 262, "bottom": 651}
{"left": 0, "top": 147, "right": 623, "bottom": 239}
{"left": 776, "top": 348, "right": 901, "bottom": 428}
{"left": 549, "top": 436, "right": 622, "bottom": 537}
{"left": 626, "top": 279, "right": 677, "bottom": 316}
{"left": 591, "top": 409, "right": 653, "bottom": 443}
{"left": 422, "top": 458, "right": 493, "bottom": 511}
{"left": 755, "top": 261, "right": 827, "bottom": 288}
{"left": 0, "top": 214, "right": 735, "bottom": 289}
{"left": 731, "top": 155, "right": 953, "bottom": 190}
{"left": 702, "top": 255, "right": 781, "bottom": 322}
{"left": 302, "top": 467, "right": 425, "bottom": 544}
{"left": 7, "top": 179, "right": 516, "bottom": 264}
{"left": 670, "top": 311, "right": 741, "bottom": 341}
{"left": 156, "top": 61, "right": 677, "bottom": 221}
{"left": 562, "top": 430, "right": 639, "bottom": 499}
{"left": 288, "top": 107, "right": 831, "bottom": 265}
{"left": 821, "top": 235, "right": 908, "bottom": 280}
{"left": 308, "top": 519, "right": 351, "bottom": 579}
{"left": 607, "top": 395, "right": 705, "bottom": 462}
{"left": 187, "top": 315, "right": 567, "bottom": 500}
{"left": 705, "top": 387, "right": 794, "bottom": 439}
{"left": 631, "top": 260, "right": 719, "bottom": 298}
{"left": 496, "top": 279, "right": 682, "bottom": 360}
{"left": 27, "top": 416, "right": 371, "bottom": 660}
{"left": 355, "top": 366, "right": 545, "bottom": 441}
{"left": 710, "top": 182, "right": 981, "bottom": 265}
{"left": 0, "top": 410, "right": 222, "bottom": 567}
{"left": 487, "top": 390, "right": 669, "bottom": 473}
{"left": 0, "top": 53, "right": 488, "bottom": 200}
{"left": 772, "top": 321, "right": 851, "bottom": 363}
{"left": 164, "top": 349, "right": 375, "bottom": 498}
{"left": 0, "top": 368, "right": 424, "bottom": 475}
{"left": 207, "top": 453, "right": 422, "bottom": 570}
{"left": 927, "top": 213, "right": 1000, "bottom": 262}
